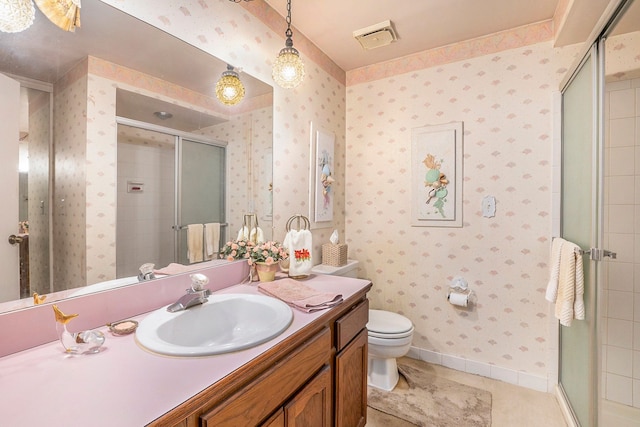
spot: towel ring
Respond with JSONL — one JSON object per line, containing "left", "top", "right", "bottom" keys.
{"left": 243, "top": 213, "right": 259, "bottom": 229}
{"left": 286, "top": 214, "right": 310, "bottom": 232}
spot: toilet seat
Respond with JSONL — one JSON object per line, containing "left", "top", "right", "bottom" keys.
{"left": 367, "top": 309, "right": 414, "bottom": 339}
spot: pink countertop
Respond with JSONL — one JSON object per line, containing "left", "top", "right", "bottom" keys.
{"left": 0, "top": 274, "right": 371, "bottom": 427}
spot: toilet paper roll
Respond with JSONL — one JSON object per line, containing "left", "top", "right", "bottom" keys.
{"left": 448, "top": 292, "right": 468, "bottom": 307}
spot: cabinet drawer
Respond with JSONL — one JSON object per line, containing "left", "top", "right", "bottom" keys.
{"left": 335, "top": 299, "right": 368, "bottom": 351}
{"left": 200, "top": 328, "right": 331, "bottom": 426}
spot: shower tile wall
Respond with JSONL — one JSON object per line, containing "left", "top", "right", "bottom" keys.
{"left": 603, "top": 78, "right": 640, "bottom": 408}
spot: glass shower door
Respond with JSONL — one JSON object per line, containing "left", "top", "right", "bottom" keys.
{"left": 560, "top": 48, "right": 600, "bottom": 427}
{"left": 176, "top": 138, "right": 226, "bottom": 265}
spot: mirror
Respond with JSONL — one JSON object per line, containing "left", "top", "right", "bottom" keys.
{"left": 0, "top": 1, "right": 273, "bottom": 311}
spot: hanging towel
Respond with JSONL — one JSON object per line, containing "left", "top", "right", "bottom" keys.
{"left": 187, "top": 224, "right": 204, "bottom": 264}
{"left": 250, "top": 227, "right": 265, "bottom": 244}
{"left": 549, "top": 239, "right": 585, "bottom": 327}
{"left": 237, "top": 226, "right": 265, "bottom": 243}
{"left": 237, "top": 226, "right": 249, "bottom": 241}
{"left": 258, "top": 278, "right": 343, "bottom": 312}
{"left": 204, "top": 223, "right": 220, "bottom": 260}
{"left": 283, "top": 229, "right": 313, "bottom": 277}
{"left": 545, "top": 237, "right": 565, "bottom": 303}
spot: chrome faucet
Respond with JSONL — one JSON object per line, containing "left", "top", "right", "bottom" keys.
{"left": 138, "top": 263, "right": 156, "bottom": 282}
{"left": 167, "top": 273, "right": 211, "bottom": 313}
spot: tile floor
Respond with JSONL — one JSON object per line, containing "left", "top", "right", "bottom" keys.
{"left": 365, "top": 361, "right": 567, "bottom": 427}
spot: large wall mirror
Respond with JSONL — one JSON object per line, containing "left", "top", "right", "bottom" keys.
{"left": 0, "top": 1, "right": 273, "bottom": 311}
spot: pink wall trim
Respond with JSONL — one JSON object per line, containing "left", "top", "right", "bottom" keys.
{"left": 87, "top": 56, "right": 269, "bottom": 116}
{"left": 346, "top": 20, "right": 554, "bottom": 86}
{"left": 87, "top": 56, "right": 230, "bottom": 116}
{"left": 241, "top": 0, "right": 346, "bottom": 85}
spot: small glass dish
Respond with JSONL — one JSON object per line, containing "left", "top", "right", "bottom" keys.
{"left": 107, "top": 319, "right": 138, "bottom": 335}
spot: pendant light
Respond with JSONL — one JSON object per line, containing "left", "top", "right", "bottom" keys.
{"left": 0, "top": 0, "right": 35, "bottom": 33}
{"left": 215, "top": 65, "right": 245, "bottom": 106}
{"left": 272, "top": 0, "right": 305, "bottom": 89}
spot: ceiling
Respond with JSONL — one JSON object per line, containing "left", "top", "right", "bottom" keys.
{"left": 264, "top": 0, "right": 561, "bottom": 71}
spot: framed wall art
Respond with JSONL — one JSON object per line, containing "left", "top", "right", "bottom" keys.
{"left": 411, "top": 121, "right": 463, "bottom": 227}
{"left": 308, "top": 122, "right": 335, "bottom": 229}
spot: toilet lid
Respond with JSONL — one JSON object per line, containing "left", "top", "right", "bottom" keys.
{"left": 367, "top": 309, "right": 413, "bottom": 335}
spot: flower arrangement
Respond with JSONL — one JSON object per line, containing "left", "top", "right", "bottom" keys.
{"left": 220, "top": 239, "right": 255, "bottom": 261}
{"left": 248, "top": 241, "right": 288, "bottom": 265}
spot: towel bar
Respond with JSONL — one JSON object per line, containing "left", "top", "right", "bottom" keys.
{"left": 173, "top": 223, "right": 228, "bottom": 230}
{"left": 575, "top": 247, "right": 617, "bottom": 260}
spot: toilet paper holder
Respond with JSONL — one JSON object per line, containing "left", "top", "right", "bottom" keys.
{"left": 447, "top": 276, "right": 474, "bottom": 307}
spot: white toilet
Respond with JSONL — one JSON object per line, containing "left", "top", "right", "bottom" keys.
{"left": 310, "top": 260, "right": 415, "bottom": 391}
{"left": 366, "top": 309, "right": 414, "bottom": 391}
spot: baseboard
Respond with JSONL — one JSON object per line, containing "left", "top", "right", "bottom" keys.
{"left": 601, "top": 399, "right": 640, "bottom": 427}
{"left": 406, "top": 346, "right": 548, "bottom": 393}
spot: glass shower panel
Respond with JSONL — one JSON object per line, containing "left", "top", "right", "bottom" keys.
{"left": 560, "top": 52, "right": 598, "bottom": 427}
{"left": 116, "top": 124, "right": 176, "bottom": 277}
{"left": 177, "top": 139, "right": 226, "bottom": 265}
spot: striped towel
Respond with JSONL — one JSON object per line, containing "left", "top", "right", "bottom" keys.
{"left": 550, "top": 239, "right": 585, "bottom": 326}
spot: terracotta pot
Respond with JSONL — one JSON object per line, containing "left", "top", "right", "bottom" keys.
{"left": 254, "top": 262, "right": 279, "bottom": 282}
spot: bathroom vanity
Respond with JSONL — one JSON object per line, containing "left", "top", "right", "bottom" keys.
{"left": 0, "top": 269, "right": 371, "bottom": 427}
{"left": 155, "top": 284, "right": 370, "bottom": 427}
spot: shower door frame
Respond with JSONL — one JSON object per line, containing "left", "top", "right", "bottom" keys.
{"left": 115, "top": 117, "right": 227, "bottom": 271}
{"left": 557, "top": 0, "right": 635, "bottom": 425}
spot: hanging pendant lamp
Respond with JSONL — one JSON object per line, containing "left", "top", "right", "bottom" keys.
{"left": 272, "top": 0, "right": 305, "bottom": 89}
{"left": 34, "top": 0, "right": 81, "bottom": 32}
{"left": 216, "top": 65, "right": 245, "bottom": 106}
{"left": 0, "top": 0, "right": 35, "bottom": 33}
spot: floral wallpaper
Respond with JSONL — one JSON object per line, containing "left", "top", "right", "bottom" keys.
{"left": 346, "top": 41, "right": 582, "bottom": 380}
{"left": 197, "top": 106, "right": 274, "bottom": 241}
{"left": 53, "top": 63, "right": 87, "bottom": 291}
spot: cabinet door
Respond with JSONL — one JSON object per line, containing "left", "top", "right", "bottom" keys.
{"left": 335, "top": 329, "right": 367, "bottom": 427}
{"left": 261, "top": 409, "right": 285, "bottom": 427}
{"left": 284, "top": 366, "right": 331, "bottom": 427}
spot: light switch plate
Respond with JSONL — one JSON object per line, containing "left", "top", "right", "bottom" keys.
{"left": 482, "top": 195, "right": 496, "bottom": 218}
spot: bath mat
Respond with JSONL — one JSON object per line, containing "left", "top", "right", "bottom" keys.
{"left": 367, "top": 358, "right": 492, "bottom": 427}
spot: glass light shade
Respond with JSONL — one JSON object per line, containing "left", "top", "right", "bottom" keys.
{"left": 0, "top": 0, "right": 35, "bottom": 33}
{"left": 215, "top": 72, "right": 245, "bottom": 106}
{"left": 272, "top": 47, "right": 305, "bottom": 89}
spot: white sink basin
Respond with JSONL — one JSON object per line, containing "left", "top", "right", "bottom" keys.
{"left": 136, "top": 293, "right": 293, "bottom": 357}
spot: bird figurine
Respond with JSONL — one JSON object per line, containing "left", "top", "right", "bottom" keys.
{"left": 52, "top": 305, "right": 105, "bottom": 354}
{"left": 52, "top": 305, "right": 79, "bottom": 324}
{"left": 33, "top": 293, "right": 47, "bottom": 305}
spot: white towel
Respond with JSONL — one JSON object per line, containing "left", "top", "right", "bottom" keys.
{"left": 283, "top": 229, "right": 313, "bottom": 278}
{"left": 237, "top": 226, "right": 249, "bottom": 241}
{"left": 237, "top": 226, "right": 264, "bottom": 243}
{"left": 204, "top": 223, "right": 220, "bottom": 260}
{"left": 187, "top": 224, "right": 204, "bottom": 264}
{"left": 545, "top": 237, "right": 565, "bottom": 303}
{"left": 548, "top": 239, "right": 585, "bottom": 327}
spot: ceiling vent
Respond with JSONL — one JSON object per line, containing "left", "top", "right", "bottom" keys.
{"left": 353, "top": 20, "right": 397, "bottom": 50}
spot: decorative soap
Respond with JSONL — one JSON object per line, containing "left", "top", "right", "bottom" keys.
{"left": 107, "top": 320, "right": 139, "bottom": 335}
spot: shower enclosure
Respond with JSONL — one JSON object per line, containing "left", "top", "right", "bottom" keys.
{"left": 116, "top": 120, "right": 226, "bottom": 278}
{"left": 559, "top": 0, "right": 640, "bottom": 425}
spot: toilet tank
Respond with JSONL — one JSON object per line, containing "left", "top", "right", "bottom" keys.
{"left": 311, "top": 260, "right": 360, "bottom": 278}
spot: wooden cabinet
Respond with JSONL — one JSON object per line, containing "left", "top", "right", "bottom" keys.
{"left": 284, "top": 366, "right": 331, "bottom": 427}
{"left": 334, "top": 300, "right": 368, "bottom": 427}
{"left": 148, "top": 287, "right": 370, "bottom": 427}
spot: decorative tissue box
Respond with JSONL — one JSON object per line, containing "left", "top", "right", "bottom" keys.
{"left": 322, "top": 243, "right": 348, "bottom": 267}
